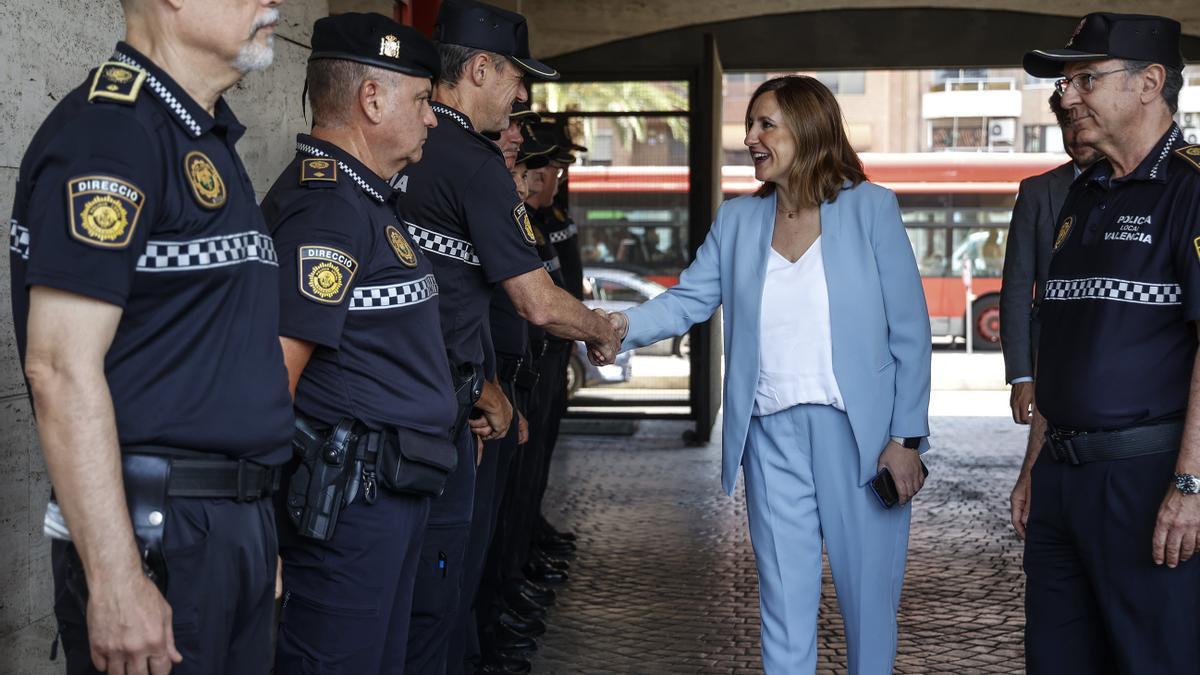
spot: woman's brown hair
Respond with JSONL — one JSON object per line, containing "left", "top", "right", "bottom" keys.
{"left": 746, "top": 75, "right": 866, "bottom": 206}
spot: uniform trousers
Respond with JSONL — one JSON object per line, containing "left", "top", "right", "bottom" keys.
{"left": 52, "top": 498, "right": 277, "bottom": 675}
{"left": 532, "top": 347, "right": 570, "bottom": 536}
{"left": 407, "top": 423, "right": 476, "bottom": 674}
{"left": 276, "top": 490, "right": 430, "bottom": 673}
{"left": 1024, "top": 448, "right": 1200, "bottom": 674}
{"left": 450, "top": 381, "right": 520, "bottom": 672}
{"left": 743, "top": 404, "right": 910, "bottom": 675}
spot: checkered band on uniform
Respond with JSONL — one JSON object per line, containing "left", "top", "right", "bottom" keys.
{"left": 404, "top": 222, "right": 480, "bottom": 266}
{"left": 1043, "top": 277, "right": 1182, "bottom": 306}
{"left": 9, "top": 219, "right": 30, "bottom": 261}
{"left": 349, "top": 274, "right": 439, "bottom": 311}
{"left": 548, "top": 224, "right": 577, "bottom": 244}
{"left": 431, "top": 104, "right": 471, "bottom": 131}
{"left": 137, "top": 231, "right": 278, "bottom": 272}
{"left": 110, "top": 52, "right": 203, "bottom": 137}
{"left": 543, "top": 257, "right": 561, "bottom": 273}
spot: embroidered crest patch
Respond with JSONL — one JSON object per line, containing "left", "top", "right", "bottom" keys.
{"left": 1193, "top": 236, "right": 1200, "bottom": 265}
{"left": 1054, "top": 216, "right": 1074, "bottom": 251}
{"left": 299, "top": 245, "right": 358, "bottom": 304}
{"left": 1176, "top": 145, "right": 1200, "bottom": 172}
{"left": 67, "top": 175, "right": 145, "bottom": 249}
{"left": 184, "top": 151, "right": 226, "bottom": 209}
{"left": 386, "top": 225, "right": 418, "bottom": 268}
{"left": 514, "top": 202, "right": 535, "bottom": 245}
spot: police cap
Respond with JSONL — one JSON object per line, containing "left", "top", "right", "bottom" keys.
{"left": 511, "top": 99, "right": 541, "bottom": 124}
{"left": 1024, "top": 12, "right": 1183, "bottom": 78}
{"left": 434, "top": 0, "right": 560, "bottom": 81}
{"left": 310, "top": 12, "right": 440, "bottom": 80}
{"left": 517, "top": 139, "right": 554, "bottom": 169}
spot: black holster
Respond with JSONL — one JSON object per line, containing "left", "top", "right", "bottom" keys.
{"left": 62, "top": 455, "right": 171, "bottom": 605}
{"left": 287, "top": 417, "right": 361, "bottom": 542}
{"left": 451, "top": 361, "right": 484, "bottom": 435}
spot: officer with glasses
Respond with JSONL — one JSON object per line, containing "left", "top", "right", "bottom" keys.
{"left": 1019, "top": 12, "right": 1200, "bottom": 674}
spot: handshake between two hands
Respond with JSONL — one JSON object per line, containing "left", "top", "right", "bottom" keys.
{"left": 585, "top": 309, "right": 628, "bottom": 367}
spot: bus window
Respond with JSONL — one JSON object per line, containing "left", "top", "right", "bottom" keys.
{"left": 906, "top": 227, "right": 950, "bottom": 277}
{"left": 950, "top": 228, "right": 1007, "bottom": 278}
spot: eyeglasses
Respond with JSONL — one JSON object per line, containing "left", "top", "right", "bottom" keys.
{"left": 1054, "top": 67, "right": 1139, "bottom": 95}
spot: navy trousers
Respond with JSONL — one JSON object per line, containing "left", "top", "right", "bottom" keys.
{"left": 52, "top": 498, "right": 277, "bottom": 675}
{"left": 1025, "top": 448, "right": 1200, "bottom": 674}
{"left": 275, "top": 488, "right": 429, "bottom": 674}
{"left": 407, "top": 423, "right": 476, "bottom": 674}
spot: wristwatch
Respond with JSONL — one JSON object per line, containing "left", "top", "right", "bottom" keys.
{"left": 1174, "top": 473, "right": 1200, "bottom": 495}
{"left": 890, "top": 436, "right": 922, "bottom": 450}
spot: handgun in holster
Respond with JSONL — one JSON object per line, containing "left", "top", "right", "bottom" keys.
{"left": 451, "top": 362, "right": 484, "bottom": 435}
{"left": 287, "top": 417, "right": 362, "bottom": 542}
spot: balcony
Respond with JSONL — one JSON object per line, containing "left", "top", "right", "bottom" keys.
{"left": 922, "top": 78, "right": 1022, "bottom": 120}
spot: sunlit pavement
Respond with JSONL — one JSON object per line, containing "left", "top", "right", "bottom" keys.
{"left": 534, "top": 401, "right": 1029, "bottom": 673}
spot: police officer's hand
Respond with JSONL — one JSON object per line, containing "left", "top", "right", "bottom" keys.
{"left": 1010, "top": 381, "right": 1034, "bottom": 425}
{"left": 88, "top": 567, "right": 182, "bottom": 675}
{"left": 1010, "top": 470, "right": 1032, "bottom": 539}
{"left": 472, "top": 380, "right": 513, "bottom": 441}
{"left": 877, "top": 441, "right": 926, "bottom": 505}
{"left": 1153, "top": 488, "right": 1200, "bottom": 568}
{"left": 517, "top": 412, "right": 529, "bottom": 445}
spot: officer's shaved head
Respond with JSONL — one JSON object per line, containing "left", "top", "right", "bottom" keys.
{"left": 307, "top": 59, "right": 372, "bottom": 127}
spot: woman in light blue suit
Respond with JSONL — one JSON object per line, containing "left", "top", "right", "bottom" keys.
{"left": 604, "top": 76, "right": 932, "bottom": 673}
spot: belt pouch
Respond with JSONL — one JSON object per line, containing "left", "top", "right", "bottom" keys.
{"left": 287, "top": 417, "right": 357, "bottom": 542}
{"left": 377, "top": 427, "right": 458, "bottom": 497}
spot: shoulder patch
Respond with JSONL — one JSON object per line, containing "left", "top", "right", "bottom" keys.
{"left": 385, "top": 225, "right": 418, "bottom": 268}
{"left": 300, "top": 158, "right": 338, "bottom": 187}
{"left": 1175, "top": 145, "right": 1200, "bottom": 172}
{"left": 87, "top": 62, "right": 145, "bottom": 105}
{"left": 298, "top": 245, "right": 358, "bottom": 305}
{"left": 553, "top": 207, "right": 567, "bottom": 222}
{"left": 183, "top": 152, "right": 226, "bottom": 209}
{"left": 514, "top": 202, "right": 536, "bottom": 245}
{"left": 66, "top": 175, "right": 146, "bottom": 249}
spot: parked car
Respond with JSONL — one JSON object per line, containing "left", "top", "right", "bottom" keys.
{"left": 581, "top": 267, "right": 689, "bottom": 358}
{"left": 567, "top": 340, "right": 633, "bottom": 398}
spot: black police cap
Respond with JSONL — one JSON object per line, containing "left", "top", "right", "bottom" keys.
{"left": 1024, "top": 12, "right": 1183, "bottom": 78}
{"left": 434, "top": 0, "right": 560, "bottom": 81}
{"left": 511, "top": 99, "right": 541, "bottom": 123}
{"left": 310, "top": 13, "right": 440, "bottom": 81}
{"left": 517, "top": 139, "right": 555, "bottom": 169}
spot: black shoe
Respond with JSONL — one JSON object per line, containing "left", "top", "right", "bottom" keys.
{"left": 536, "top": 539, "right": 576, "bottom": 557}
{"left": 502, "top": 593, "right": 546, "bottom": 619}
{"left": 490, "top": 625, "right": 538, "bottom": 654}
{"left": 524, "top": 562, "right": 569, "bottom": 585}
{"left": 477, "top": 656, "right": 532, "bottom": 675}
{"left": 536, "top": 551, "right": 570, "bottom": 572}
{"left": 497, "top": 609, "right": 546, "bottom": 638}
{"left": 509, "top": 580, "right": 556, "bottom": 606}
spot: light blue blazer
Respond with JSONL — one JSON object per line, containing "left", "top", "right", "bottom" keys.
{"left": 622, "top": 182, "right": 932, "bottom": 494}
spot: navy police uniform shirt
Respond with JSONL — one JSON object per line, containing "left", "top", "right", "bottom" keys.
{"left": 526, "top": 207, "right": 565, "bottom": 349}
{"left": 8, "top": 43, "right": 293, "bottom": 464}
{"left": 391, "top": 103, "right": 542, "bottom": 369}
{"left": 1037, "top": 124, "right": 1200, "bottom": 431}
{"left": 539, "top": 204, "right": 584, "bottom": 300}
{"left": 262, "top": 135, "right": 457, "bottom": 437}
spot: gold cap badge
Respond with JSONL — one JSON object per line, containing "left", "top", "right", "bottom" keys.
{"left": 380, "top": 35, "right": 401, "bottom": 59}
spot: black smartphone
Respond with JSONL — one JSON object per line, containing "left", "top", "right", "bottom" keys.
{"left": 869, "top": 461, "right": 930, "bottom": 509}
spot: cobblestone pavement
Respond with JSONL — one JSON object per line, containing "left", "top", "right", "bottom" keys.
{"left": 532, "top": 416, "right": 1029, "bottom": 674}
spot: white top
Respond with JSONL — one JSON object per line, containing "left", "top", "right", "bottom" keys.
{"left": 754, "top": 236, "right": 844, "bottom": 416}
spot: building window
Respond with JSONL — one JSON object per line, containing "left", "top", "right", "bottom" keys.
{"left": 1023, "top": 124, "right": 1064, "bottom": 153}
{"left": 814, "top": 70, "right": 866, "bottom": 95}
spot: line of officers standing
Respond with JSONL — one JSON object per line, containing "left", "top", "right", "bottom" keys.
{"left": 8, "top": 1, "right": 619, "bottom": 674}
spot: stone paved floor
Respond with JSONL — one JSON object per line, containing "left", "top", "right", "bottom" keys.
{"left": 532, "top": 416, "right": 1029, "bottom": 674}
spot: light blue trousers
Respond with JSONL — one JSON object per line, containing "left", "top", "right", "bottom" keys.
{"left": 743, "top": 404, "right": 911, "bottom": 674}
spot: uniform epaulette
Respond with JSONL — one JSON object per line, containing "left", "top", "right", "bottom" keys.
{"left": 87, "top": 61, "right": 145, "bottom": 105}
{"left": 300, "top": 158, "right": 338, "bottom": 188}
{"left": 1174, "top": 145, "right": 1200, "bottom": 172}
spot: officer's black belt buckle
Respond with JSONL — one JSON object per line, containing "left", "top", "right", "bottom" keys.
{"left": 1045, "top": 421, "right": 1183, "bottom": 465}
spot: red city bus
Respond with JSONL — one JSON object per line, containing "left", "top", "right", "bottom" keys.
{"left": 566, "top": 153, "right": 1066, "bottom": 349}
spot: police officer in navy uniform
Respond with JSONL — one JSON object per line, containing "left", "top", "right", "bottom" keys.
{"left": 8, "top": 2, "right": 289, "bottom": 674}
{"left": 259, "top": 14, "right": 453, "bottom": 673}
{"left": 393, "top": 1, "right": 620, "bottom": 670}
{"left": 1018, "top": 13, "right": 1200, "bottom": 673}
